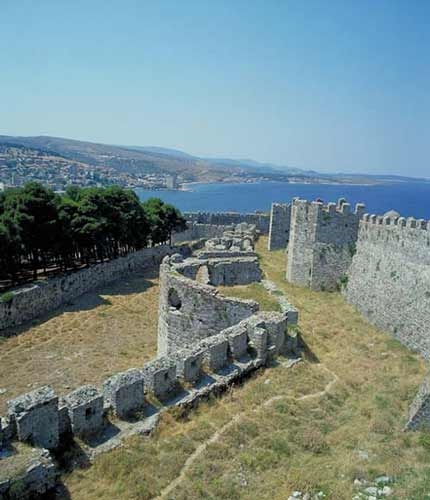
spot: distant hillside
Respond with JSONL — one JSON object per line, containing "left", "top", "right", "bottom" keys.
{"left": 125, "top": 145, "right": 196, "bottom": 159}
{"left": 1, "top": 135, "right": 425, "bottom": 186}
{"left": 0, "top": 135, "right": 234, "bottom": 183}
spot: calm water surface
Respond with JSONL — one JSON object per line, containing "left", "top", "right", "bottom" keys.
{"left": 136, "top": 181, "right": 430, "bottom": 219}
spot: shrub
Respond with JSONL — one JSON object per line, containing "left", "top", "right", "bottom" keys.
{"left": 0, "top": 291, "right": 14, "bottom": 303}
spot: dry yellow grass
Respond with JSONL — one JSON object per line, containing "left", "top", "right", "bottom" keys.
{"left": 217, "top": 282, "right": 281, "bottom": 312}
{"left": 60, "top": 237, "right": 430, "bottom": 499}
{"left": 0, "top": 268, "right": 160, "bottom": 413}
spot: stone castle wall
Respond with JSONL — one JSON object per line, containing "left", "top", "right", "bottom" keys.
{"left": 267, "top": 203, "right": 291, "bottom": 250}
{"left": 157, "top": 255, "right": 260, "bottom": 356}
{"left": 171, "top": 223, "right": 229, "bottom": 243}
{"left": 0, "top": 242, "right": 200, "bottom": 335}
{"left": 286, "top": 198, "right": 365, "bottom": 291}
{"left": 183, "top": 212, "right": 270, "bottom": 233}
{"left": 344, "top": 213, "right": 430, "bottom": 358}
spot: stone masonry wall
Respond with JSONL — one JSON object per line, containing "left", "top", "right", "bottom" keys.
{"left": 171, "top": 223, "right": 229, "bottom": 243}
{"left": 157, "top": 256, "right": 259, "bottom": 356}
{"left": 286, "top": 198, "right": 365, "bottom": 291}
{"left": 405, "top": 377, "right": 430, "bottom": 430}
{"left": 1, "top": 290, "right": 298, "bottom": 497}
{"left": 183, "top": 212, "right": 270, "bottom": 234}
{"left": 0, "top": 243, "right": 198, "bottom": 335}
{"left": 344, "top": 213, "right": 430, "bottom": 358}
{"left": 267, "top": 203, "right": 291, "bottom": 250}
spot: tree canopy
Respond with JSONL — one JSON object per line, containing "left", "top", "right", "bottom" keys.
{"left": 0, "top": 183, "right": 186, "bottom": 285}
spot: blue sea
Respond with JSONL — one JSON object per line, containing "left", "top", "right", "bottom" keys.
{"left": 136, "top": 181, "right": 430, "bottom": 219}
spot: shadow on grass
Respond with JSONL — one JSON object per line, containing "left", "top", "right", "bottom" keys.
{"left": 1, "top": 273, "right": 156, "bottom": 339}
{"left": 297, "top": 334, "right": 320, "bottom": 364}
{"left": 49, "top": 482, "right": 72, "bottom": 500}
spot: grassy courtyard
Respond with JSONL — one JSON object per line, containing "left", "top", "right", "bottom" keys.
{"left": 60, "top": 238, "right": 430, "bottom": 499}
{"left": 0, "top": 268, "right": 161, "bottom": 413}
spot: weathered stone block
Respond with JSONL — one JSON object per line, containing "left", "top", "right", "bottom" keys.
{"left": 201, "top": 334, "right": 229, "bottom": 372}
{"left": 208, "top": 257, "right": 262, "bottom": 286}
{"left": 247, "top": 326, "right": 268, "bottom": 360}
{"left": 223, "top": 324, "right": 249, "bottom": 360}
{"left": 277, "top": 297, "right": 299, "bottom": 325}
{"left": 4, "top": 449, "right": 57, "bottom": 499}
{"left": 65, "top": 385, "right": 104, "bottom": 438}
{"left": 405, "top": 377, "right": 430, "bottom": 431}
{"left": 243, "top": 311, "right": 287, "bottom": 358}
{"left": 0, "top": 479, "right": 10, "bottom": 497}
{"left": 103, "top": 368, "right": 145, "bottom": 418}
{"left": 58, "top": 401, "right": 72, "bottom": 437}
{"left": 172, "top": 348, "right": 204, "bottom": 383}
{"left": 285, "top": 329, "right": 299, "bottom": 355}
{"left": 7, "top": 386, "right": 59, "bottom": 449}
{"left": 0, "top": 416, "right": 16, "bottom": 444}
{"left": 268, "top": 203, "right": 291, "bottom": 251}
{"left": 286, "top": 306, "right": 299, "bottom": 325}
{"left": 142, "top": 357, "right": 177, "bottom": 399}
{"left": 263, "top": 312, "right": 287, "bottom": 356}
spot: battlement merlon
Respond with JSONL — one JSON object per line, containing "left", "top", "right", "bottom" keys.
{"left": 290, "top": 198, "right": 366, "bottom": 218}
{"left": 287, "top": 198, "right": 365, "bottom": 291}
{"left": 361, "top": 213, "right": 430, "bottom": 231}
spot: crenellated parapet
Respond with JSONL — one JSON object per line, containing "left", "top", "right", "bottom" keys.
{"left": 345, "top": 209, "right": 430, "bottom": 360}
{"left": 356, "top": 213, "right": 430, "bottom": 265}
{"left": 183, "top": 211, "right": 270, "bottom": 233}
{"left": 286, "top": 198, "right": 365, "bottom": 291}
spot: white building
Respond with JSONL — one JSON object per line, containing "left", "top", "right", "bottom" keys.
{"left": 166, "top": 174, "right": 178, "bottom": 190}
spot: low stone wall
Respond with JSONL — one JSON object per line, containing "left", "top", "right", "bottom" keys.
{"left": 0, "top": 242, "right": 199, "bottom": 335}
{"left": 0, "top": 303, "right": 298, "bottom": 496}
{"left": 158, "top": 224, "right": 267, "bottom": 355}
{"left": 172, "top": 223, "right": 231, "bottom": 243}
{"left": 157, "top": 255, "right": 260, "bottom": 356}
{"left": 0, "top": 448, "right": 57, "bottom": 500}
{"left": 207, "top": 257, "right": 262, "bottom": 286}
{"left": 183, "top": 211, "right": 270, "bottom": 234}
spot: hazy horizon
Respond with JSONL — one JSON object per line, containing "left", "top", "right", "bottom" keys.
{"left": 1, "top": 0, "right": 429, "bottom": 177}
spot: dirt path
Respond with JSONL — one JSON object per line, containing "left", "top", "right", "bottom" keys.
{"left": 155, "top": 362, "right": 339, "bottom": 500}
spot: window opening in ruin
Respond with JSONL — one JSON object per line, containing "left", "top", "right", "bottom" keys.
{"left": 163, "top": 372, "right": 169, "bottom": 381}
{"left": 168, "top": 288, "right": 182, "bottom": 310}
{"left": 85, "top": 407, "right": 93, "bottom": 420}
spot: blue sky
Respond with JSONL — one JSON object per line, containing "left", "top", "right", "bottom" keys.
{"left": 1, "top": 0, "right": 429, "bottom": 176}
